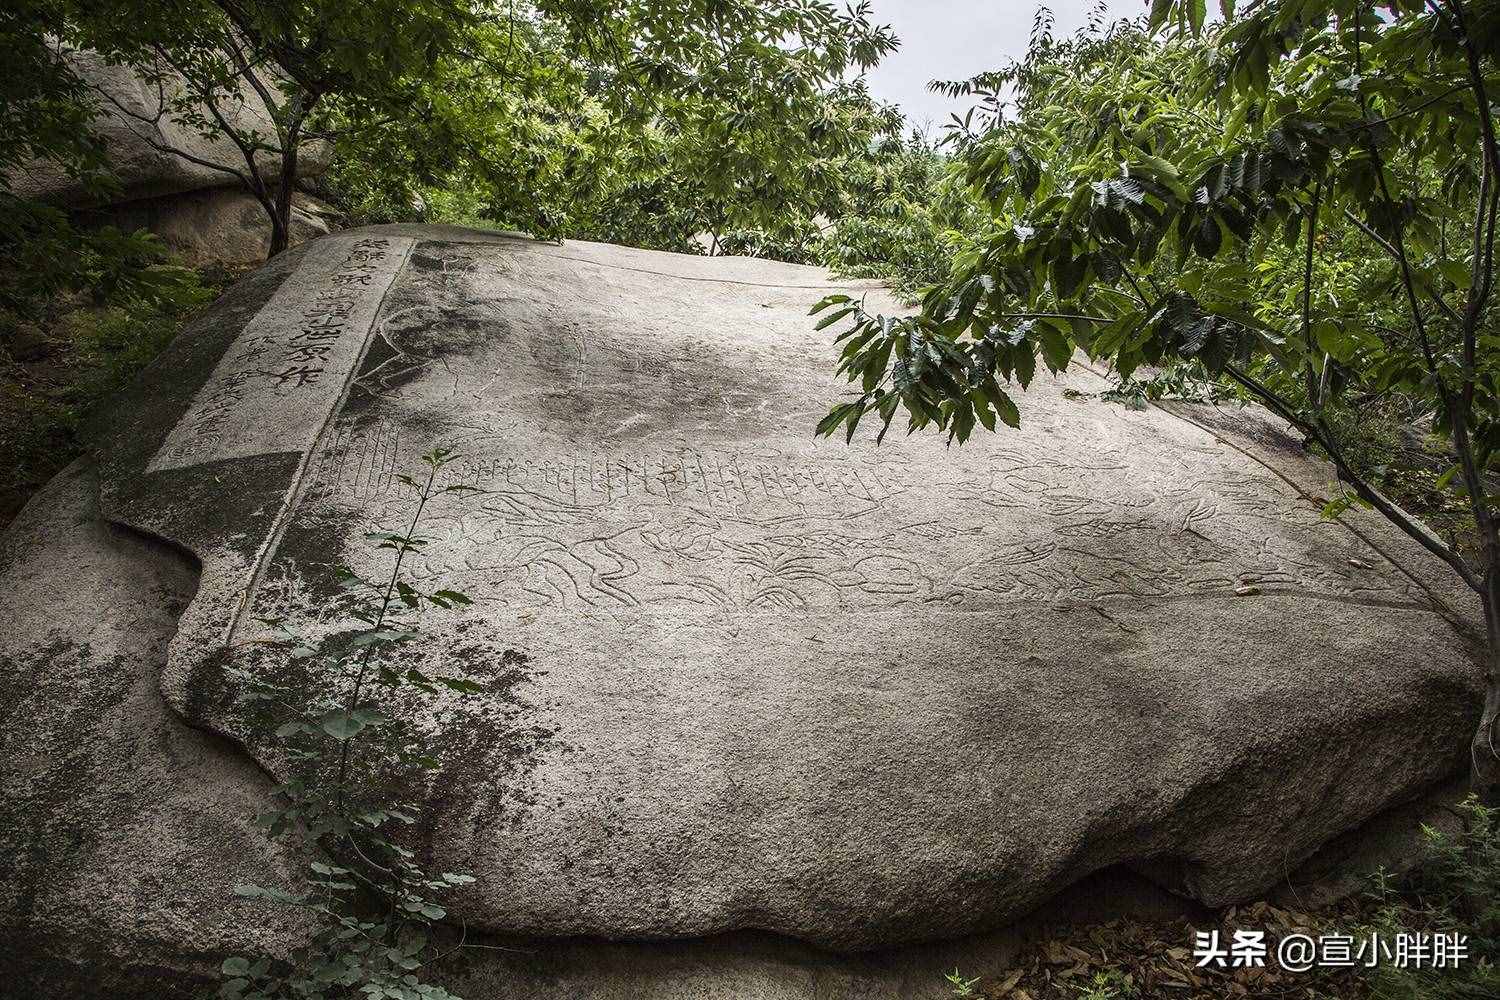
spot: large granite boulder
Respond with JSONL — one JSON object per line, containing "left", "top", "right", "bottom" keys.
{"left": 0, "top": 226, "right": 1483, "bottom": 994}
{"left": 9, "top": 47, "right": 333, "bottom": 263}
{"left": 12, "top": 48, "right": 331, "bottom": 207}
{"left": 95, "top": 184, "right": 336, "bottom": 265}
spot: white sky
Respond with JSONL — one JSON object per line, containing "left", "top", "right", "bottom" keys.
{"left": 863, "top": 0, "right": 1148, "bottom": 131}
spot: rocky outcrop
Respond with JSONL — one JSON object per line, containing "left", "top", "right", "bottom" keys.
{"left": 0, "top": 460, "right": 309, "bottom": 996}
{"left": 10, "top": 47, "right": 333, "bottom": 264}
{"left": 85, "top": 184, "right": 335, "bottom": 266}
{"left": 0, "top": 228, "right": 1484, "bottom": 995}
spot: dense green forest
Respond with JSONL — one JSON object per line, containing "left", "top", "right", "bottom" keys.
{"left": 6, "top": 1, "right": 1500, "bottom": 997}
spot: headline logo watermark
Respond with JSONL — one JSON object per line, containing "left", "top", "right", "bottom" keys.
{"left": 1192, "top": 929, "right": 1469, "bottom": 972}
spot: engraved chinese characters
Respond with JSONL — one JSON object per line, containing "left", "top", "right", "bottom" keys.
{"left": 149, "top": 236, "right": 414, "bottom": 472}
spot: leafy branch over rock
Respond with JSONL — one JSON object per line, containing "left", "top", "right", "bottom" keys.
{"left": 817, "top": 1, "right": 1500, "bottom": 801}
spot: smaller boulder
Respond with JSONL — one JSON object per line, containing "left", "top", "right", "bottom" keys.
{"left": 86, "top": 188, "right": 336, "bottom": 265}
{"left": 10, "top": 47, "right": 331, "bottom": 207}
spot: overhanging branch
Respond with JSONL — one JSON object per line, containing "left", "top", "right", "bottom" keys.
{"left": 1223, "top": 362, "right": 1482, "bottom": 594}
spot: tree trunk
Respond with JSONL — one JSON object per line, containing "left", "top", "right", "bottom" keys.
{"left": 267, "top": 205, "right": 290, "bottom": 259}
{"left": 268, "top": 123, "right": 300, "bottom": 259}
{"left": 1476, "top": 576, "right": 1500, "bottom": 805}
{"left": 267, "top": 98, "right": 316, "bottom": 260}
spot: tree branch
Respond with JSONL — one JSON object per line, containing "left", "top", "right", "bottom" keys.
{"left": 1416, "top": 2, "right": 1500, "bottom": 580}
{"left": 1342, "top": 82, "right": 1469, "bottom": 135}
{"left": 1464, "top": 153, "right": 1494, "bottom": 417}
{"left": 1465, "top": 142, "right": 1500, "bottom": 339}
{"left": 996, "top": 311, "right": 1109, "bottom": 323}
{"left": 85, "top": 79, "right": 252, "bottom": 187}
{"left": 222, "top": 29, "right": 287, "bottom": 139}
{"left": 1342, "top": 208, "right": 1463, "bottom": 327}
{"left": 1302, "top": 180, "right": 1323, "bottom": 407}
{"left": 1223, "top": 362, "right": 1482, "bottom": 593}
{"left": 1434, "top": 0, "right": 1500, "bottom": 181}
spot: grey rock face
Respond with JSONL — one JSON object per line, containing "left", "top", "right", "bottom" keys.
{"left": 86, "top": 186, "right": 335, "bottom": 265}
{"left": 4, "top": 229, "right": 1483, "bottom": 979}
{"left": 0, "top": 460, "right": 309, "bottom": 995}
{"left": 12, "top": 48, "right": 331, "bottom": 207}
{"left": 3, "top": 459, "right": 1205, "bottom": 1000}
{"left": 9, "top": 47, "right": 333, "bottom": 266}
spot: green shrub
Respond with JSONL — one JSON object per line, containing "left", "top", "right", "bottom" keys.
{"left": 0, "top": 257, "right": 213, "bottom": 522}
{"left": 1360, "top": 797, "right": 1500, "bottom": 999}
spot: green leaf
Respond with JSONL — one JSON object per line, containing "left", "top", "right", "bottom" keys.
{"left": 1187, "top": 0, "right": 1207, "bottom": 34}
{"left": 320, "top": 708, "right": 384, "bottom": 741}
{"left": 1439, "top": 260, "right": 1472, "bottom": 289}
{"left": 1193, "top": 216, "right": 1223, "bottom": 258}
{"left": 1095, "top": 206, "right": 1133, "bottom": 245}
{"left": 973, "top": 393, "right": 996, "bottom": 431}
{"left": 1314, "top": 321, "right": 1355, "bottom": 363}
{"left": 348, "top": 628, "right": 409, "bottom": 648}
{"left": 1051, "top": 248, "right": 1088, "bottom": 299}
{"left": 221, "top": 957, "right": 250, "bottom": 977}
{"left": 396, "top": 581, "right": 420, "bottom": 609}
{"left": 1014, "top": 342, "right": 1037, "bottom": 389}
{"left": 1035, "top": 324, "right": 1074, "bottom": 373}
{"left": 816, "top": 402, "right": 860, "bottom": 437}
{"left": 992, "top": 387, "right": 1021, "bottom": 428}
{"left": 814, "top": 306, "right": 857, "bottom": 330}
{"left": 275, "top": 720, "right": 314, "bottom": 740}
{"left": 843, "top": 399, "right": 867, "bottom": 443}
{"left": 1130, "top": 152, "right": 1181, "bottom": 181}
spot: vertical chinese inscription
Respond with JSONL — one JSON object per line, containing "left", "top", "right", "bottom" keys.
{"left": 148, "top": 235, "right": 416, "bottom": 473}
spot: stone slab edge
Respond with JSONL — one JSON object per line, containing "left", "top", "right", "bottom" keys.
{"left": 92, "top": 233, "right": 415, "bottom": 722}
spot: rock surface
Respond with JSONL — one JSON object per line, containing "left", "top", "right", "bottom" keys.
{"left": 0, "top": 460, "right": 308, "bottom": 994}
{"left": 7, "top": 459, "right": 1202, "bottom": 999}
{"left": 89, "top": 186, "right": 336, "bottom": 265}
{"left": 12, "top": 48, "right": 330, "bottom": 207}
{"left": 9, "top": 47, "right": 333, "bottom": 264}
{"left": 1, "top": 227, "right": 1485, "bottom": 990}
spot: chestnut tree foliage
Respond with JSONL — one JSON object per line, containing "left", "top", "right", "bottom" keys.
{"left": 51, "top": 0, "right": 895, "bottom": 258}
{"left": 815, "top": 0, "right": 1500, "bottom": 798}
{"left": 327, "top": 2, "right": 902, "bottom": 256}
